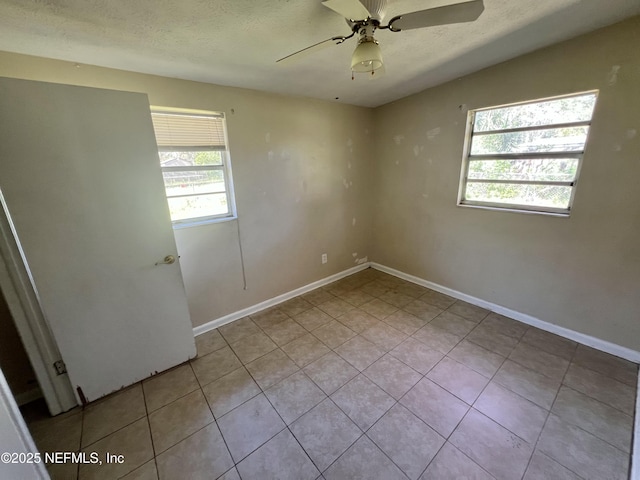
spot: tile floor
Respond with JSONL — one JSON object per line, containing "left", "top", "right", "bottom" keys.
{"left": 23, "top": 268, "right": 638, "bottom": 480}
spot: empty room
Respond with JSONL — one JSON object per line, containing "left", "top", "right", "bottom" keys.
{"left": 0, "top": 0, "right": 638, "bottom": 479}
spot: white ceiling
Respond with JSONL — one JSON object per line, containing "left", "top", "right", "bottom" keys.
{"left": 0, "top": 0, "right": 638, "bottom": 107}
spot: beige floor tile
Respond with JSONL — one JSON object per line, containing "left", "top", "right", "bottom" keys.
{"left": 400, "top": 378, "right": 469, "bottom": 437}
{"left": 466, "top": 325, "right": 518, "bottom": 357}
{"left": 379, "top": 290, "right": 415, "bottom": 308}
{"left": 480, "top": 313, "right": 528, "bottom": 339}
{"left": 390, "top": 338, "right": 443, "bottom": 374}
{"left": 312, "top": 320, "right": 357, "bottom": 348}
{"left": 368, "top": 404, "right": 444, "bottom": 480}
{"left": 360, "top": 298, "right": 398, "bottom": 320}
{"left": 218, "top": 467, "right": 241, "bottom": 480}
{"left": 202, "top": 366, "right": 261, "bottom": 418}
{"left": 148, "top": 389, "right": 213, "bottom": 454}
{"left": 278, "top": 297, "right": 314, "bottom": 316}
{"left": 218, "top": 394, "right": 285, "bottom": 462}
{"left": 25, "top": 277, "right": 637, "bottom": 480}
{"left": 361, "top": 322, "right": 407, "bottom": 351}
{"left": 572, "top": 344, "right": 638, "bottom": 387}
{"left": 303, "top": 352, "right": 359, "bottom": 395}
{"left": 261, "top": 318, "right": 307, "bottom": 346}
{"left": 323, "top": 435, "right": 406, "bottom": 480}
{"left": 336, "top": 309, "right": 380, "bottom": 333}
{"left": 79, "top": 418, "right": 153, "bottom": 480}
{"left": 563, "top": 363, "right": 635, "bottom": 415}
{"left": 194, "top": 329, "right": 227, "bottom": 356}
{"left": 508, "top": 342, "right": 569, "bottom": 381}
{"left": 265, "top": 371, "right": 326, "bottom": 424}
{"left": 29, "top": 409, "right": 83, "bottom": 453}
{"left": 419, "top": 289, "right": 456, "bottom": 310}
{"left": 448, "top": 340, "right": 505, "bottom": 378}
{"left": 421, "top": 442, "right": 494, "bottom": 480}
{"left": 82, "top": 384, "right": 147, "bottom": 447}
{"left": 394, "top": 282, "right": 428, "bottom": 299}
{"left": 334, "top": 335, "right": 384, "bottom": 371}
{"left": 493, "top": 360, "right": 560, "bottom": 410}
{"left": 474, "top": 382, "right": 548, "bottom": 443}
{"left": 338, "top": 289, "right": 375, "bottom": 307}
{"left": 523, "top": 450, "right": 582, "bottom": 480}
{"left": 293, "top": 307, "right": 334, "bottom": 332}
{"left": 142, "top": 363, "right": 199, "bottom": 413}
{"left": 412, "top": 324, "right": 461, "bottom": 354}
{"left": 364, "top": 354, "right": 422, "bottom": 400}
{"left": 46, "top": 460, "right": 80, "bottom": 480}
{"left": 330, "top": 374, "right": 395, "bottom": 430}
{"left": 219, "top": 317, "right": 261, "bottom": 344}
{"left": 301, "top": 288, "right": 336, "bottom": 306}
{"left": 250, "top": 308, "right": 290, "bottom": 329}
{"left": 190, "top": 346, "right": 242, "bottom": 386}
{"left": 119, "top": 460, "right": 157, "bottom": 480}
{"left": 521, "top": 328, "right": 577, "bottom": 361}
{"left": 281, "top": 332, "right": 331, "bottom": 367}
{"left": 446, "top": 301, "right": 489, "bottom": 323}
{"left": 538, "top": 414, "right": 629, "bottom": 480}
{"left": 245, "top": 348, "right": 299, "bottom": 390}
{"left": 430, "top": 311, "right": 477, "bottom": 337}
{"left": 382, "top": 309, "right": 428, "bottom": 335}
{"left": 324, "top": 279, "right": 356, "bottom": 296}
{"left": 290, "top": 399, "right": 362, "bottom": 471}
{"left": 156, "top": 422, "right": 233, "bottom": 480}
{"left": 317, "top": 298, "right": 356, "bottom": 318}
{"left": 359, "top": 280, "right": 391, "bottom": 297}
{"left": 236, "top": 429, "right": 319, "bottom": 480}
{"left": 450, "top": 410, "right": 533, "bottom": 480}
{"left": 427, "top": 357, "right": 488, "bottom": 404}
{"left": 551, "top": 386, "right": 633, "bottom": 452}
{"left": 230, "top": 331, "right": 278, "bottom": 364}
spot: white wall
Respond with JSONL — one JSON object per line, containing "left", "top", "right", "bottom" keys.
{"left": 372, "top": 16, "right": 640, "bottom": 351}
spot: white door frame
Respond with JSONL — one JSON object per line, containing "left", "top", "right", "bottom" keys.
{"left": 0, "top": 189, "right": 76, "bottom": 415}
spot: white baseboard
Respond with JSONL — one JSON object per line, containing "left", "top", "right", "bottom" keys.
{"left": 14, "top": 387, "right": 42, "bottom": 406}
{"left": 632, "top": 374, "right": 640, "bottom": 480}
{"left": 370, "top": 262, "right": 640, "bottom": 364}
{"left": 193, "top": 263, "right": 371, "bottom": 336}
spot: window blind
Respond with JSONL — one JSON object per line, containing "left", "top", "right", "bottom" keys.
{"left": 151, "top": 112, "right": 226, "bottom": 149}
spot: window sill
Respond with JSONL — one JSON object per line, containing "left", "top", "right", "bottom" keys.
{"left": 457, "top": 202, "right": 570, "bottom": 218}
{"left": 172, "top": 215, "right": 238, "bottom": 230}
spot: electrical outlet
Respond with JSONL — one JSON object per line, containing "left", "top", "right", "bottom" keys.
{"left": 321, "top": 253, "right": 328, "bottom": 264}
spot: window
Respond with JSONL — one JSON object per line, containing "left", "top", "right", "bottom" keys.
{"left": 151, "top": 109, "right": 236, "bottom": 225}
{"left": 458, "top": 91, "right": 598, "bottom": 215}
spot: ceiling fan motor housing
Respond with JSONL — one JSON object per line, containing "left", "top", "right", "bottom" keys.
{"left": 360, "top": 0, "right": 387, "bottom": 22}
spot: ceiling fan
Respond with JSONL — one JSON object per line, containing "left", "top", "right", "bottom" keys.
{"left": 277, "top": 0, "right": 485, "bottom": 77}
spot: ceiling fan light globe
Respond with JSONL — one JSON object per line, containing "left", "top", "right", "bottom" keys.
{"left": 351, "top": 40, "right": 383, "bottom": 72}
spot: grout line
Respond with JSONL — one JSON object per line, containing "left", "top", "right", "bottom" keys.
{"left": 521, "top": 352, "right": 574, "bottom": 479}
{"left": 109, "top": 268, "right": 633, "bottom": 480}
{"left": 138, "top": 376, "right": 160, "bottom": 480}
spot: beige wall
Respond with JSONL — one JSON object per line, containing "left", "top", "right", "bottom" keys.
{"left": 0, "top": 292, "right": 37, "bottom": 398}
{"left": 372, "top": 17, "right": 640, "bottom": 350}
{"left": 0, "top": 16, "right": 638, "bottom": 352}
{"left": 0, "top": 54, "right": 375, "bottom": 327}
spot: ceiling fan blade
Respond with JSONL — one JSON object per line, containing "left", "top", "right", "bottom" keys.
{"left": 387, "top": 0, "right": 484, "bottom": 31}
{"left": 276, "top": 36, "right": 350, "bottom": 64}
{"left": 322, "top": 0, "right": 371, "bottom": 21}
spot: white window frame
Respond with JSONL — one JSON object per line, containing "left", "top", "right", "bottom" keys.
{"left": 457, "top": 91, "right": 598, "bottom": 216}
{"left": 151, "top": 108, "right": 237, "bottom": 227}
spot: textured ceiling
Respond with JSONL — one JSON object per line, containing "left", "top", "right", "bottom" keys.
{"left": 0, "top": 0, "right": 638, "bottom": 107}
